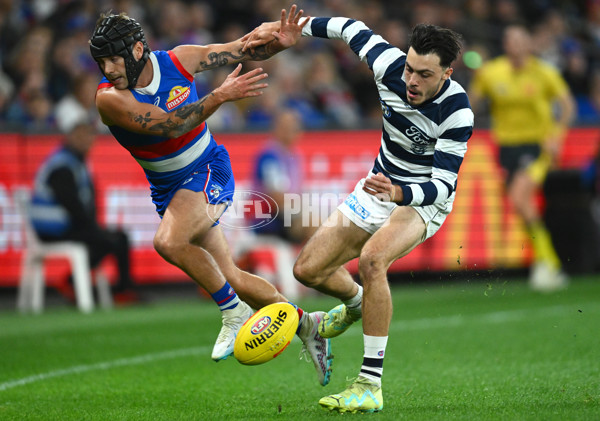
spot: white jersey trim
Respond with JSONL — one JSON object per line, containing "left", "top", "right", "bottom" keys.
{"left": 135, "top": 126, "right": 211, "bottom": 173}
{"left": 134, "top": 53, "right": 161, "bottom": 96}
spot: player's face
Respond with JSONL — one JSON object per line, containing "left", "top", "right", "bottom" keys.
{"left": 96, "top": 55, "right": 129, "bottom": 89}
{"left": 404, "top": 48, "right": 453, "bottom": 106}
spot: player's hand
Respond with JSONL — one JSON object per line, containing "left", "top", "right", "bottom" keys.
{"left": 214, "top": 64, "right": 268, "bottom": 102}
{"left": 241, "top": 22, "right": 280, "bottom": 51}
{"left": 272, "top": 5, "right": 309, "bottom": 49}
{"left": 363, "top": 173, "right": 400, "bottom": 203}
{"left": 242, "top": 4, "right": 309, "bottom": 52}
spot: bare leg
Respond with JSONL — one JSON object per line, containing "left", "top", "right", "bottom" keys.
{"left": 508, "top": 170, "right": 539, "bottom": 225}
{"left": 294, "top": 210, "right": 371, "bottom": 300}
{"left": 198, "top": 223, "right": 285, "bottom": 309}
{"left": 358, "top": 206, "right": 426, "bottom": 336}
{"left": 153, "top": 189, "right": 230, "bottom": 294}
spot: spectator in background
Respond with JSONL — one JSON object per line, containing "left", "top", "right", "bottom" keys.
{"left": 458, "top": 0, "right": 503, "bottom": 57}
{"left": 276, "top": 59, "right": 327, "bottom": 128}
{"left": 4, "top": 24, "right": 56, "bottom": 131}
{"left": 5, "top": 25, "right": 53, "bottom": 92}
{"left": 55, "top": 72, "right": 103, "bottom": 134}
{"left": 1, "top": 0, "right": 597, "bottom": 133}
{"left": 0, "top": 69, "right": 14, "bottom": 122}
{"left": 244, "top": 81, "right": 281, "bottom": 129}
{"left": 29, "top": 116, "right": 137, "bottom": 303}
{"left": 203, "top": 66, "right": 245, "bottom": 132}
{"left": 249, "top": 108, "right": 311, "bottom": 300}
{"left": 151, "top": 0, "right": 189, "bottom": 50}
{"left": 5, "top": 86, "right": 56, "bottom": 132}
{"left": 47, "top": 15, "right": 99, "bottom": 102}
{"left": 469, "top": 24, "right": 576, "bottom": 291}
{"left": 309, "top": 52, "right": 361, "bottom": 128}
{"left": 252, "top": 108, "right": 309, "bottom": 243}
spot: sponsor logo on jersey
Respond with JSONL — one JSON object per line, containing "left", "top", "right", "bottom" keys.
{"left": 166, "top": 86, "right": 190, "bottom": 110}
{"left": 405, "top": 125, "right": 430, "bottom": 155}
{"left": 345, "top": 193, "right": 370, "bottom": 220}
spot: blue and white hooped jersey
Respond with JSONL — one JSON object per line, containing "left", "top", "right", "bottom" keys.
{"left": 98, "top": 50, "right": 217, "bottom": 191}
{"left": 302, "top": 18, "right": 474, "bottom": 207}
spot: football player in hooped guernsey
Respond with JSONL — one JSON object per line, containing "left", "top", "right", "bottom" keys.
{"left": 245, "top": 15, "right": 474, "bottom": 413}
{"left": 89, "top": 7, "right": 333, "bottom": 386}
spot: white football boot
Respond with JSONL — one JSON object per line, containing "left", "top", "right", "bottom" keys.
{"left": 529, "top": 261, "right": 568, "bottom": 292}
{"left": 211, "top": 301, "right": 254, "bottom": 361}
{"left": 297, "top": 311, "right": 333, "bottom": 386}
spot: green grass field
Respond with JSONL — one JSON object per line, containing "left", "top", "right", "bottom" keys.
{"left": 0, "top": 275, "right": 599, "bottom": 420}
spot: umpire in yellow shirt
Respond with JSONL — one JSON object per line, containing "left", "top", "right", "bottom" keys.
{"left": 469, "top": 24, "right": 575, "bottom": 291}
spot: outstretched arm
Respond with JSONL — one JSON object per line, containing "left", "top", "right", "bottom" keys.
{"left": 241, "top": 5, "right": 309, "bottom": 54}
{"left": 97, "top": 65, "right": 268, "bottom": 137}
{"left": 174, "top": 5, "right": 307, "bottom": 75}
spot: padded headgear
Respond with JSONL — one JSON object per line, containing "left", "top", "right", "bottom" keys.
{"left": 89, "top": 14, "right": 150, "bottom": 89}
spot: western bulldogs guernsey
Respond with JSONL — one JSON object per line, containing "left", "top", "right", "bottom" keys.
{"left": 98, "top": 50, "right": 234, "bottom": 216}
{"left": 302, "top": 18, "right": 474, "bottom": 207}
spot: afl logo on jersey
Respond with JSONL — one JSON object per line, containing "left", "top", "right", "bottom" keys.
{"left": 166, "top": 86, "right": 190, "bottom": 110}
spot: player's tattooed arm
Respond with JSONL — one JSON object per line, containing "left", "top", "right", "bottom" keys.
{"left": 199, "top": 50, "right": 245, "bottom": 70}
{"left": 198, "top": 6, "right": 306, "bottom": 69}
{"left": 243, "top": 41, "right": 283, "bottom": 60}
{"left": 120, "top": 65, "right": 265, "bottom": 137}
{"left": 128, "top": 93, "right": 217, "bottom": 137}
{"left": 198, "top": 42, "right": 280, "bottom": 70}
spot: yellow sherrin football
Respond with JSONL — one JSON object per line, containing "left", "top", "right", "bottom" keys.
{"left": 233, "top": 302, "right": 299, "bottom": 365}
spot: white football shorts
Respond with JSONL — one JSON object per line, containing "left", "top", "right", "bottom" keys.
{"left": 338, "top": 175, "right": 455, "bottom": 240}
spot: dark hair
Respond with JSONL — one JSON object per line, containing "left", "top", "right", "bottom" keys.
{"left": 408, "top": 24, "right": 463, "bottom": 68}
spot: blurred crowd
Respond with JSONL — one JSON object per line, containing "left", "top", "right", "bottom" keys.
{"left": 0, "top": 0, "right": 599, "bottom": 134}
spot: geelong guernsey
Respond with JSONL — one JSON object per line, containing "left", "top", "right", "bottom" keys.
{"left": 302, "top": 18, "right": 474, "bottom": 207}
{"left": 97, "top": 50, "right": 217, "bottom": 191}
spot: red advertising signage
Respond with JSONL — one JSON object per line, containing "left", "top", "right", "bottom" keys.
{"left": 0, "top": 128, "right": 598, "bottom": 287}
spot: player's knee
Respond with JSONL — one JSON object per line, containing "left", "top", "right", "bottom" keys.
{"left": 153, "top": 232, "right": 185, "bottom": 265}
{"left": 293, "top": 258, "right": 320, "bottom": 287}
{"left": 358, "top": 249, "right": 388, "bottom": 283}
{"left": 292, "top": 259, "right": 309, "bottom": 285}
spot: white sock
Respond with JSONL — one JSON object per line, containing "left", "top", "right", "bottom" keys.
{"left": 359, "top": 334, "right": 388, "bottom": 386}
{"left": 343, "top": 284, "right": 363, "bottom": 312}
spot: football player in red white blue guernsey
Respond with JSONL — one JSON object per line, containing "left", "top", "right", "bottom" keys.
{"left": 244, "top": 15, "right": 474, "bottom": 412}
{"left": 89, "top": 7, "right": 333, "bottom": 386}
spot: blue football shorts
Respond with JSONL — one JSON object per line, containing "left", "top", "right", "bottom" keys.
{"left": 151, "top": 144, "right": 235, "bottom": 222}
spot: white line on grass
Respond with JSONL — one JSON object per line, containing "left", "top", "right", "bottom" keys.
{"left": 0, "top": 303, "right": 592, "bottom": 392}
{"left": 387, "top": 303, "right": 590, "bottom": 333}
{"left": 0, "top": 346, "right": 209, "bottom": 392}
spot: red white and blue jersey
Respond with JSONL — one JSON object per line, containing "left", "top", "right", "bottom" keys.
{"left": 302, "top": 18, "right": 474, "bottom": 207}
{"left": 97, "top": 50, "right": 217, "bottom": 192}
